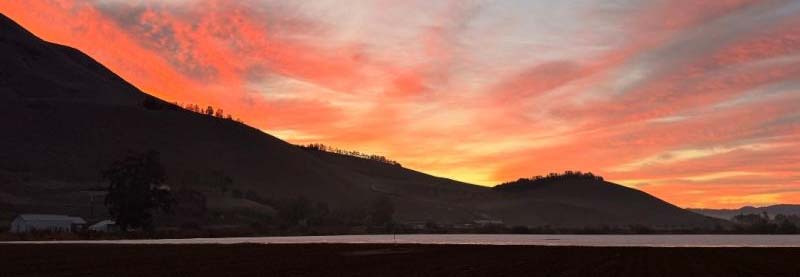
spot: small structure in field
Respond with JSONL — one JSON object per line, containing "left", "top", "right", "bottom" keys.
{"left": 9, "top": 214, "right": 87, "bottom": 233}
{"left": 88, "top": 220, "right": 119, "bottom": 232}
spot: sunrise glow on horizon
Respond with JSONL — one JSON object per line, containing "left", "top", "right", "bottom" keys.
{"left": 2, "top": 0, "right": 799, "bottom": 208}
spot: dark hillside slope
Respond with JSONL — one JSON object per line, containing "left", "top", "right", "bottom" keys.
{"left": 489, "top": 175, "right": 721, "bottom": 228}
{"left": 0, "top": 15, "right": 140, "bottom": 104}
{"left": 0, "top": 13, "right": 719, "bottom": 229}
{"left": 0, "top": 13, "right": 483, "bottom": 225}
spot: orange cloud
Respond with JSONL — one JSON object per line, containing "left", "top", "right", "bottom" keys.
{"left": 2, "top": 0, "right": 799, "bottom": 208}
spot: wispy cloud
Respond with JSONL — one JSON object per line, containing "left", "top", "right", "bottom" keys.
{"left": 2, "top": 0, "right": 799, "bottom": 208}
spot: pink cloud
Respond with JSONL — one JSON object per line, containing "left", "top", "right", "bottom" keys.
{"left": 2, "top": 0, "right": 799, "bottom": 208}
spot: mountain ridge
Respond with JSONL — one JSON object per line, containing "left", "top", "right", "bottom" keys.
{"left": 0, "top": 12, "right": 721, "bottom": 230}
{"left": 690, "top": 204, "right": 800, "bottom": 220}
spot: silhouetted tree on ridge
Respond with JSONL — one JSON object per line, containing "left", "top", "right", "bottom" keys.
{"left": 493, "top": 171, "right": 605, "bottom": 192}
{"left": 173, "top": 102, "right": 244, "bottom": 123}
{"left": 299, "top": 143, "right": 402, "bottom": 166}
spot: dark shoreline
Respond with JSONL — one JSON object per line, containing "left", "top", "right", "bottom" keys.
{"left": 1, "top": 243, "right": 799, "bottom": 276}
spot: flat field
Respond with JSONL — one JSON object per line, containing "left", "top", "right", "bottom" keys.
{"left": 1, "top": 243, "right": 799, "bottom": 276}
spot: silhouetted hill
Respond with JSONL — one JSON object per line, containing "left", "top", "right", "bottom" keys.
{"left": 487, "top": 173, "right": 720, "bottom": 228}
{"left": 0, "top": 15, "right": 139, "bottom": 104}
{"left": 690, "top": 205, "right": 800, "bottom": 220}
{"left": 0, "top": 13, "right": 720, "bottom": 230}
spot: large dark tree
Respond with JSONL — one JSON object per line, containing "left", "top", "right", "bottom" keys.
{"left": 368, "top": 196, "right": 395, "bottom": 227}
{"left": 278, "top": 196, "right": 312, "bottom": 226}
{"left": 102, "top": 150, "right": 175, "bottom": 230}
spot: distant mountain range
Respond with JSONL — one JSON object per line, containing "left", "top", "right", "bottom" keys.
{"left": 690, "top": 205, "right": 800, "bottom": 220}
{"left": 0, "top": 13, "right": 721, "bottom": 230}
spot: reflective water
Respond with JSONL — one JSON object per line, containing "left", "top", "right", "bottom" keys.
{"left": 7, "top": 234, "right": 800, "bottom": 247}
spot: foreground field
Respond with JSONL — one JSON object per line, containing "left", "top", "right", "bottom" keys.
{"left": 1, "top": 244, "right": 799, "bottom": 276}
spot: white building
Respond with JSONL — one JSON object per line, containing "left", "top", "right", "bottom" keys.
{"left": 88, "top": 220, "right": 118, "bottom": 232}
{"left": 9, "top": 214, "right": 87, "bottom": 233}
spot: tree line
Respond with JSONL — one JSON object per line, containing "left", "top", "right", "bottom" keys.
{"left": 300, "top": 143, "right": 402, "bottom": 167}
{"left": 140, "top": 96, "right": 244, "bottom": 123}
{"left": 731, "top": 212, "right": 800, "bottom": 234}
{"left": 178, "top": 102, "right": 244, "bottom": 123}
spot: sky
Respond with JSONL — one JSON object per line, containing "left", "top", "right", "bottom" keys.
{"left": 2, "top": 0, "right": 799, "bottom": 208}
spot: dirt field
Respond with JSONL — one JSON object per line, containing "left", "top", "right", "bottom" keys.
{"left": 1, "top": 243, "right": 799, "bottom": 276}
